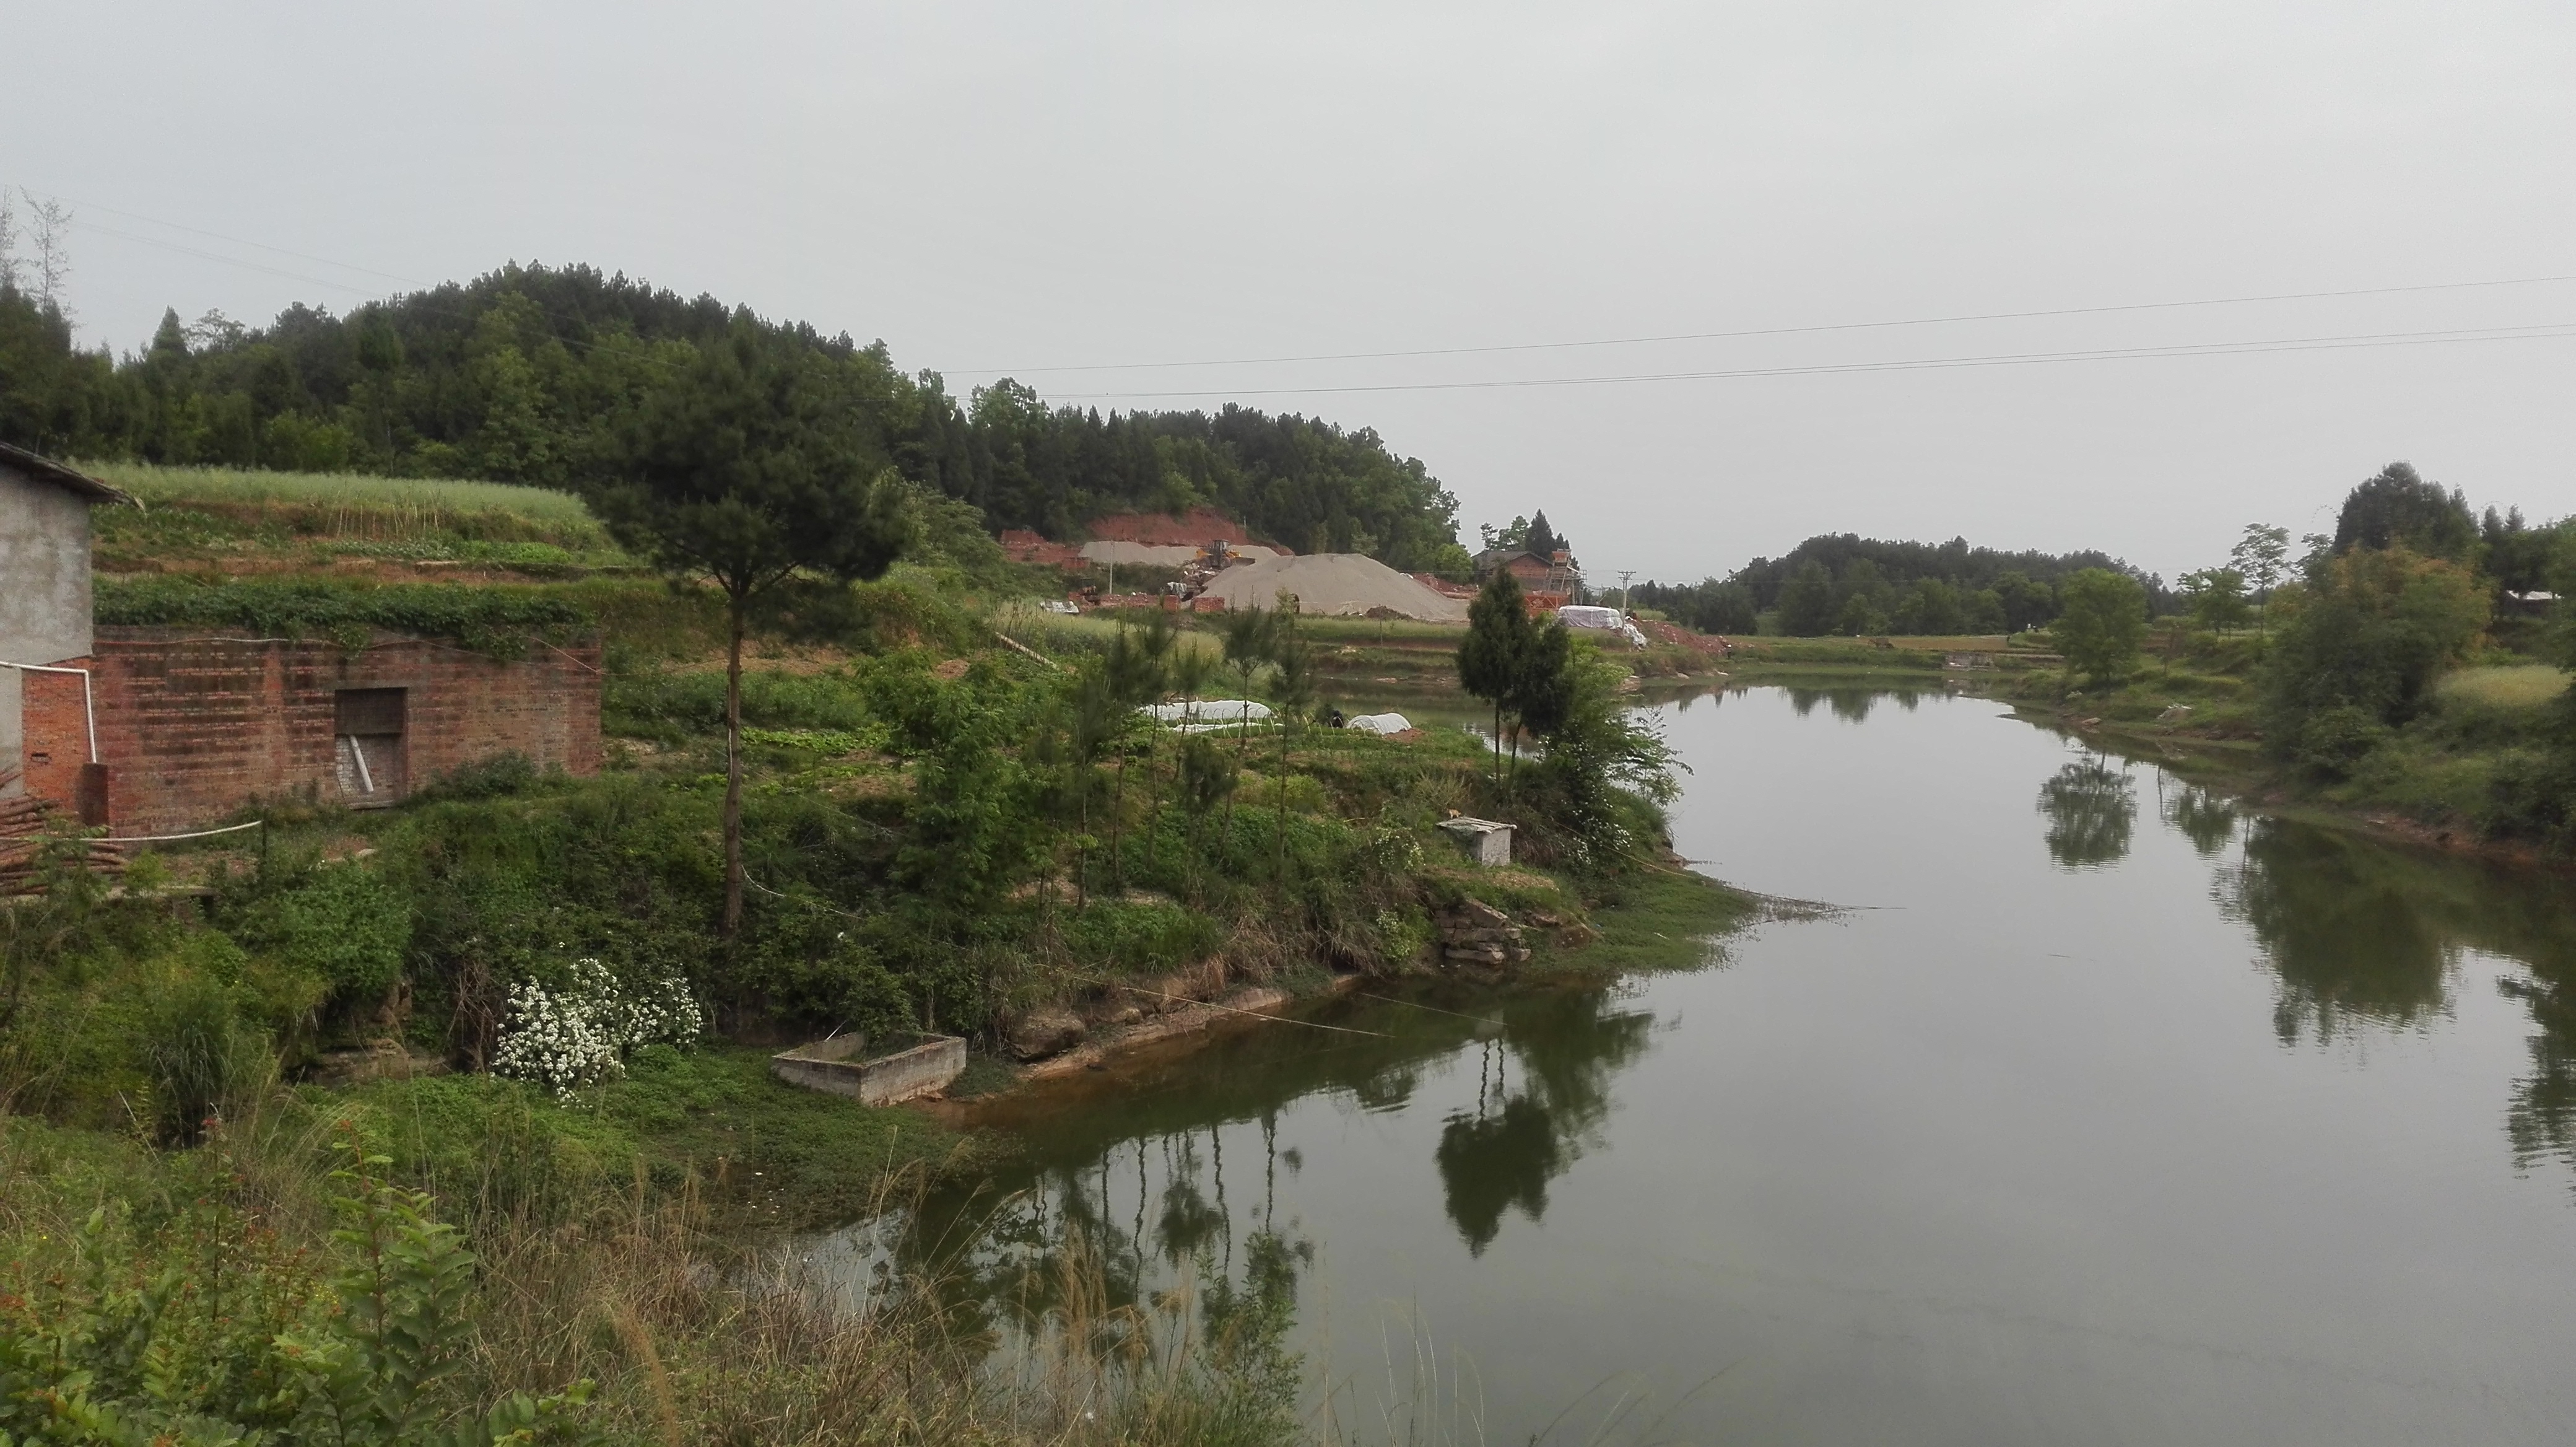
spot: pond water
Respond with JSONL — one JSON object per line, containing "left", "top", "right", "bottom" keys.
{"left": 830, "top": 684, "right": 2576, "bottom": 1445}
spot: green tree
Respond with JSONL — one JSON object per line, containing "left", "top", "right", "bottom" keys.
{"left": 1268, "top": 614, "right": 1319, "bottom": 880}
{"left": 2481, "top": 506, "right": 2562, "bottom": 598}
{"left": 2260, "top": 546, "right": 2489, "bottom": 777}
{"left": 1507, "top": 617, "right": 1579, "bottom": 783}
{"left": 2229, "top": 524, "right": 2291, "bottom": 623}
{"left": 1458, "top": 569, "right": 1536, "bottom": 782}
{"left": 1217, "top": 607, "right": 1279, "bottom": 836}
{"left": 1697, "top": 579, "right": 1758, "bottom": 633}
{"left": 1891, "top": 577, "right": 1965, "bottom": 636}
{"left": 1835, "top": 590, "right": 1887, "bottom": 636}
{"left": 1775, "top": 561, "right": 1837, "bottom": 636}
{"left": 2180, "top": 567, "right": 2250, "bottom": 633}
{"left": 2333, "top": 461, "right": 2477, "bottom": 561}
{"left": 1524, "top": 509, "right": 1566, "bottom": 559}
{"left": 589, "top": 324, "right": 914, "bottom": 934}
{"left": 2053, "top": 569, "right": 2149, "bottom": 686}
{"left": 1993, "top": 571, "right": 2056, "bottom": 632}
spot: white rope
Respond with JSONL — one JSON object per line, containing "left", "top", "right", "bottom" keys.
{"left": 95, "top": 820, "right": 265, "bottom": 844}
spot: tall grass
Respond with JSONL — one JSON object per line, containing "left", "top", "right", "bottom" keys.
{"left": 0, "top": 1092, "right": 1307, "bottom": 1447}
{"left": 87, "top": 461, "right": 609, "bottom": 548}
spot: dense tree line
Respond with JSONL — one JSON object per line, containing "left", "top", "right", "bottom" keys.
{"left": 0, "top": 263, "right": 1469, "bottom": 575}
{"left": 1630, "top": 533, "right": 2164, "bottom": 637}
{"left": 2257, "top": 460, "right": 2570, "bottom": 782}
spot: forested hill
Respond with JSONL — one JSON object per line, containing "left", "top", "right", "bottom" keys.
{"left": 1634, "top": 533, "right": 2167, "bottom": 636}
{"left": 0, "top": 263, "right": 1471, "bottom": 575}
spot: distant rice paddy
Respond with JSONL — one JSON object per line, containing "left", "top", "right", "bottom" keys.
{"left": 2439, "top": 663, "right": 2570, "bottom": 710}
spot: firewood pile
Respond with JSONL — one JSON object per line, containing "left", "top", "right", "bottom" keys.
{"left": 0, "top": 770, "right": 126, "bottom": 892}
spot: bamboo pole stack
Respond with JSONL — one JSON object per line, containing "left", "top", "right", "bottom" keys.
{"left": 0, "top": 769, "right": 126, "bottom": 892}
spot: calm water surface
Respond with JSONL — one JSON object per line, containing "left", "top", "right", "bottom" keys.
{"left": 836, "top": 686, "right": 2576, "bottom": 1445}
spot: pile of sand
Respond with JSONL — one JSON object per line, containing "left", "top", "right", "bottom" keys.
{"left": 1196, "top": 554, "right": 1469, "bottom": 623}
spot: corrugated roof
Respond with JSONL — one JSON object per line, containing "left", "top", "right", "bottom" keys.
{"left": 0, "top": 442, "right": 136, "bottom": 506}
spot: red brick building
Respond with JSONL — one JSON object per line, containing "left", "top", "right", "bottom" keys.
{"left": 22, "top": 630, "right": 603, "bottom": 835}
{"left": 3, "top": 444, "right": 601, "bottom": 835}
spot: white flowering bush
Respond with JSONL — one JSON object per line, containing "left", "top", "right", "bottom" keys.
{"left": 491, "top": 956, "right": 704, "bottom": 1102}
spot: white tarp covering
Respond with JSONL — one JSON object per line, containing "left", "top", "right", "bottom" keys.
{"left": 1141, "top": 699, "right": 1274, "bottom": 732}
{"left": 1556, "top": 605, "right": 1648, "bottom": 649}
{"left": 1345, "top": 712, "right": 1412, "bottom": 735}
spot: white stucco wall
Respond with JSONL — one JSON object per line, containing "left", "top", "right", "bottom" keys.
{"left": 0, "top": 466, "right": 97, "bottom": 796}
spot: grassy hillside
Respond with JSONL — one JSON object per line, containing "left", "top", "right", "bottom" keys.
{"left": 2, "top": 464, "right": 1735, "bottom": 1443}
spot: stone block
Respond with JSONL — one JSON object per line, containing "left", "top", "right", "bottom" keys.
{"left": 1007, "top": 1009, "right": 1087, "bottom": 1060}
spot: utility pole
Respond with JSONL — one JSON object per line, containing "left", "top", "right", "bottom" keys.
{"left": 1616, "top": 569, "right": 1636, "bottom": 614}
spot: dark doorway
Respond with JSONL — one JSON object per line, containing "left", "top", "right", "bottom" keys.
{"left": 334, "top": 687, "right": 408, "bottom": 804}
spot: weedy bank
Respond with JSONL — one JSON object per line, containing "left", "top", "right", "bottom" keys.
{"left": 2, "top": 530, "right": 1724, "bottom": 1440}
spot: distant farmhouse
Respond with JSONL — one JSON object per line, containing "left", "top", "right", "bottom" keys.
{"left": 0, "top": 443, "right": 600, "bottom": 834}
{"left": 1473, "top": 546, "right": 1582, "bottom": 601}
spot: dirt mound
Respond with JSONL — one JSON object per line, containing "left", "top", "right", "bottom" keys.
{"left": 1198, "top": 554, "right": 1469, "bottom": 623}
{"left": 1640, "top": 619, "right": 1734, "bottom": 654}
{"left": 1082, "top": 508, "right": 1284, "bottom": 552}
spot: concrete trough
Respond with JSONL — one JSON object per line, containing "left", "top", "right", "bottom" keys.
{"left": 771, "top": 1033, "right": 966, "bottom": 1105}
{"left": 1437, "top": 816, "right": 1515, "bottom": 867}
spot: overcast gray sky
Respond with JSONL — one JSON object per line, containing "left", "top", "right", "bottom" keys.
{"left": 9, "top": 1, "right": 2573, "bottom": 582}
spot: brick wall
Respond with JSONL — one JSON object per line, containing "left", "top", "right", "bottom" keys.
{"left": 20, "top": 629, "right": 601, "bottom": 834}
{"left": 19, "top": 663, "right": 95, "bottom": 812}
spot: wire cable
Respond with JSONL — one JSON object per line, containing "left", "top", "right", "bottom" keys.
{"left": 1047, "top": 320, "right": 2576, "bottom": 401}
{"left": 71, "top": 219, "right": 388, "bottom": 295}
{"left": 24, "top": 185, "right": 421, "bottom": 284}
{"left": 959, "top": 271, "right": 2576, "bottom": 375}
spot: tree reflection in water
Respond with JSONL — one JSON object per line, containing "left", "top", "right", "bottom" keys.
{"left": 1781, "top": 686, "right": 1931, "bottom": 724}
{"left": 2216, "top": 820, "right": 2458, "bottom": 1043}
{"left": 1435, "top": 990, "right": 1656, "bottom": 1254}
{"left": 2037, "top": 754, "right": 2135, "bottom": 868}
{"left": 875, "top": 977, "right": 1666, "bottom": 1341}
{"left": 2191, "top": 803, "right": 2576, "bottom": 1184}
{"left": 2160, "top": 781, "right": 2240, "bottom": 857}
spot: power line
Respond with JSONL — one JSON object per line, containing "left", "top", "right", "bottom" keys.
{"left": 26, "top": 186, "right": 420, "bottom": 285}
{"left": 31, "top": 185, "right": 2575, "bottom": 404}
{"left": 957, "top": 271, "right": 2576, "bottom": 376}
{"left": 71, "top": 219, "right": 390, "bottom": 296}
{"left": 1045, "top": 321, "right": 2576, "bottom": 401}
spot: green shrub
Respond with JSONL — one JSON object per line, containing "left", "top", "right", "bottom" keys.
{"left": 0, "top": 1135, "right": 603, "bottom": 1443}
{"left": 413, "top": 751, "right": 543, "bottom": 802}
{"left": 227, "top": 863, "right": 412, "bottom": 1010}
{"left": 141, "top": 973, "right": 268, "bottom": 1145}
{"left": 603, "top": 667, "right": 878, "bottom": 743}
{"left": 96, "top": 575, "right": 591, "bottom": 658}
{"left": 2282, "top": 704, "right": 2393, "bottom": 780}
{"left": 1064, "top": 901, "right": 1224, "bottom": 978}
